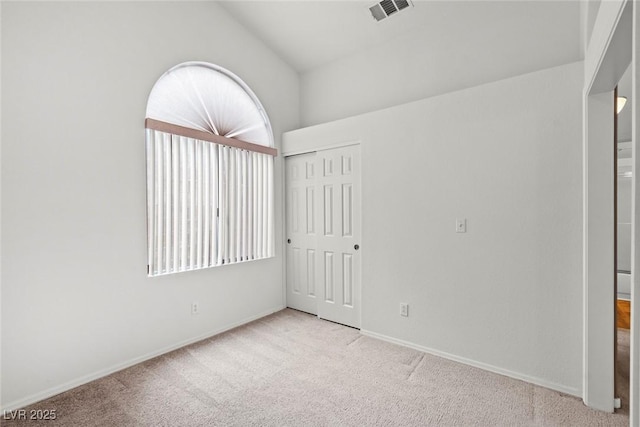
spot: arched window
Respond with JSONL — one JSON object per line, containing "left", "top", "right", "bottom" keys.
{"left": 145, "top": 62, "right": 276, "bottom": 276}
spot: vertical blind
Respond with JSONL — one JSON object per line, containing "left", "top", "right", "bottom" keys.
{"left": 146, "top": 129, "right": 274, "bottom": 276}
{"left": 145, "top": 62, "right": 276, "bottom": 277}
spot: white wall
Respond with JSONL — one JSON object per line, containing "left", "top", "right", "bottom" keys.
{"left": 1, "top": 2, "right": 299, "bottom": 409}
{"left": 300, "top": 1, "right": 581, "bottom": 127}
{"left": 582, "top": 0, "right": 602, "bottom": 53}
{"left": 285, "top": 61, "right": 584, "bottom": 394}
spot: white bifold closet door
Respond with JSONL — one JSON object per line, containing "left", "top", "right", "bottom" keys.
{"left": 285, "top": 145, "right": 361, "bottom": 328}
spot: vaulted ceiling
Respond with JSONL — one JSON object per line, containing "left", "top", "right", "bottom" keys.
{"left": 219, "top": 1, "right": 582, "bottom": 73}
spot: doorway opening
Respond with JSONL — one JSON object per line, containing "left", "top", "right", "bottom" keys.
{"left": 615, "top": 64, "right": 633, "bottom": 414}
{"left": 583, "top": 0, "right": 636, "bottom": 417}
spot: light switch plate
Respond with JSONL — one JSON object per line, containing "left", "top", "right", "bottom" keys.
{"left": 456, "top": 219, "right": 466, "bottom": 233}
{"left": 400, "top": 303, "right": 409, "bottom": 317}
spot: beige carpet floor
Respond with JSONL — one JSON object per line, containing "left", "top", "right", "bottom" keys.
{"left": 2, "top": 309, "right": 630, "bottom": 426}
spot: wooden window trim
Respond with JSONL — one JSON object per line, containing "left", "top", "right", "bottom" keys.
{"left": 145, "top": 118, "right": 277, "bottom": 157}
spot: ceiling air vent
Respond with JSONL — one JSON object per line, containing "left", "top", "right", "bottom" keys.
{"left": 369, "top": 0, "right": 413, "bottom": 22}
{"left": 395, "top": 0, "right": 410, "bottom": 10}
{"left": 380, "top": 0, "right": 397, "bottom": 16}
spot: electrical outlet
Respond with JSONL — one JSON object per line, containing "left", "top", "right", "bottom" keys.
{"left": 400, "top": 303, "right": 409, "bottom": 317}
{"left": 191, "top": 302, "right": 199, "bottom": 315}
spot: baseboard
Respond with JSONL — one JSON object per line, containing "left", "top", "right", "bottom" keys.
{"left": 1, "top": 305, "right": 285, "bottom": 412}
{"left": 360, "top": 329, "right": 581, "bottom": 398}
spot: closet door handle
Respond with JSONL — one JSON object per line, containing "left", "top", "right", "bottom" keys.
{"left": 287, "top": 239, "right": 291, "bottom": 244}
{"left": 354, "top": 244, "right": 360, "bottom": 250}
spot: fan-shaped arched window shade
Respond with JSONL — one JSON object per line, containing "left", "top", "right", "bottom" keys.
{"left": 145, "top": 62, "right": 276, "bottom": 276}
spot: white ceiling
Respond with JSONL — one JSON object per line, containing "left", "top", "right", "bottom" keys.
{"left": 220, "top": 1, "right": 435, "bottom": 72}
{"left": 219, "top": 1, "right": 581, "bottom": 74}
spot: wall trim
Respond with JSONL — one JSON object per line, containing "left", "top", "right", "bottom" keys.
{"left": 1, "top": 305, "right": 286, "bottom": 412}
{"left": 360, "top": 329, "right": 581, "bottom": 398}
{"left": 584, "top": 0, "right": 629, "bottom": 94}
{"left": 282, "top": 141, "right": 359, "bottom": 157}
{"left": 282, "top": 136, "right": 361, "bottom": 157}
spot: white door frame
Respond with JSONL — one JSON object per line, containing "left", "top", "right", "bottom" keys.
{"left": 583, "top": 0, "right": 638, "bottom": 420}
